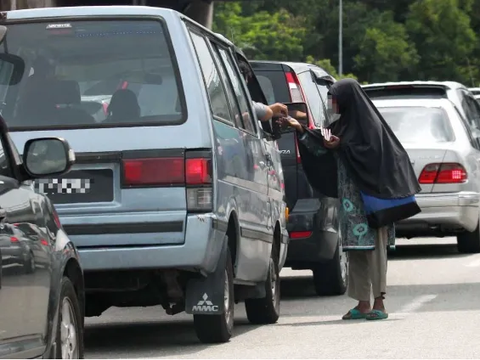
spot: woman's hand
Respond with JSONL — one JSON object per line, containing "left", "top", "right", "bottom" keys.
{"left": 323, "top": 135, "right": 340, "bottom": 149}
{"left": 277, "top": 116, "right": 304, "bottom": 133}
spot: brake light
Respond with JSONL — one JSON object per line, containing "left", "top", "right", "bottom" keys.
{"left": 122, "top": 156, "right": 213, "bottom": 212}
{"left": 123, "top": 158, "right": 185, "bottom": 186}
{"left": 186, "top": 158, "right": 211, "bottom": 185}
{"left": 10, "top": 237, "right": 18, "bottom": 242}
{"left": 419, "top": 163, "right": 467, "bottom": 184}
{"left": 186, "top": 158, "right": 212, "bottom": 212}
{"left": 285, "top": 71, "right": 303, "bottom": 103}
{"left": 290, "top": 231, "right": 312, "bottom": 239}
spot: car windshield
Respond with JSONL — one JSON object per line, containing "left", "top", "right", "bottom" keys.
{"left": 0, "top": 20, "right": 184, "bottom": 130}
{"left": 378, "top": 106, "right": 455, "bottom": 143}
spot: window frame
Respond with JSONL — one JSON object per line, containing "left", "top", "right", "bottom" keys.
{"left": 187, "top": 27, "right": 236, "bottom": 126}
{"left": 216, "top": 46, "right": 258, "bottom": 136}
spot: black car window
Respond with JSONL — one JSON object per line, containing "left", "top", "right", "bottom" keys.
{"left": 189, "top": 31, "right": 234, "bottom": 124}
{"left": 217, "top": 48, "right": 257, "bottom": 134}
{"left": 297, "top": 71, "right": 326, "bottom": 127}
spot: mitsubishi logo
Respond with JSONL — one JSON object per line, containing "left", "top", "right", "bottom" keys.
{"left": 197, "top": 293, "right": 213, "bottom": 306}
{"left": 192, "top": 293, "right": 219, "bottom": 312}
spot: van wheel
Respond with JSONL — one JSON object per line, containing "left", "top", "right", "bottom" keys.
{"left": 193, "top": 246, "right": 234, "bottom": 344}
{"left": 54, "top": 277, "right": 84, "bottom": 359}
{"left": 312, "top": 238, "right": 348, "bottom": 296}
{"left": 245, "top": 247, "right": 280, "bottom": 324}
{"left": 457, "top": 224, "right": 480, "bottom": 253}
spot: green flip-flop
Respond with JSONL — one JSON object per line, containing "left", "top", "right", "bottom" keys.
{"left": 342, "top": 308, "right": 368, "bottom": 320}
{"left": 366, "top": 309, "right": 389, "bottom": 320}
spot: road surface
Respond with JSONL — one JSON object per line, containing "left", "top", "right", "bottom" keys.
{"left": 85, "top": 238, "right": 480, "bottom": 359}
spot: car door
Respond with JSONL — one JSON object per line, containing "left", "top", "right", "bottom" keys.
{"left": 0, "top": 133, "right": 48, "bottom": 358}
{"left": 214, "top": 43, "right": 272, "bottom": 282}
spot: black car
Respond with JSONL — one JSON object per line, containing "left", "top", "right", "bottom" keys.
{"left": 0, "top": 114, "right": 84, "bottom": 357}
{"left": 251, "top": 60, "right": 347, "bottom": 296}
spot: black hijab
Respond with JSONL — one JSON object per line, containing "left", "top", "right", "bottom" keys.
{"left": 298, "top": 78, "right": 421, "bottom": 199}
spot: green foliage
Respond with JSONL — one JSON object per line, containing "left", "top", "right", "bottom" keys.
{"left": 213, "top": 3, "right": 307, "bottom": 61}
{"left": 213, "top": 0, "right": 480, "bottom": 85}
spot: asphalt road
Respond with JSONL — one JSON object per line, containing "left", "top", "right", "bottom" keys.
{"left": 84, "top": 237, "right": 480, "bottom": 359}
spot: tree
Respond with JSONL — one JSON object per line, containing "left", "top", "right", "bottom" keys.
{"left": 213, "top": 3, "right": 307, "bottom": 61}
{"left": 406, "top": 0, "right": 477, "bottom": 84}
{"left": 354, "top": 11, "right": 418, "bottom": 83}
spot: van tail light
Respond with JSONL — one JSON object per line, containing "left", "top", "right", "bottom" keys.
{"left": 186, "top": 158, "right": 213, "bottom": 212}
{"left": 419, "top": 163, "right": 467, "bottom": 184}
{"left": 123, "top": 158, "right": 185, "bottom": 187}
{"left": 10, "top": 236, "right": 19, "bottom": 243}
{"left": 285, "top": 71, "right": 304, "bottom": 103}
{"left": 122, "top": 155, "right": 213, "bottom": 212}
{"left": 285, "top": 71, "right": 315, "bottom": 129}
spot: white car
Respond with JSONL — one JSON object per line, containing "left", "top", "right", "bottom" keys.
{"left": 373, "top": 98, "right": 480, "bottom": 253}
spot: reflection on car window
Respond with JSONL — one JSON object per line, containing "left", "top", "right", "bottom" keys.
{"left": 0, "top": 20, "right": 184, "bottom": 129}
{"left": 379, "top": 106, "right": 454, "bottom": 143}
{"left": 190, "top": 31, "right": 233, "bottom": 123}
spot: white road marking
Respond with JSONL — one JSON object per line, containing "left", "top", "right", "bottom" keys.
{"left": 465, "top": 258, "right": 480, "bottom": 267}
{"left": 395, "top": 294, "right": 437, "bottom": 318}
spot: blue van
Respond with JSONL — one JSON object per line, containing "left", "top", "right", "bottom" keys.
{"left": 0, "top": 6, "right": 292, "bottom": 343}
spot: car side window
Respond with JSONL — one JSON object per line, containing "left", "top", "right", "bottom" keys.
{"left": 217, "top": 48, "right": 257, "bottom": 134}
{"left": 297, "top": 71, "right": 327, "bottom": 127}
{"left": 189, "top": 30, "right": 234, "bottom": 124}
{"left": 208, "top": 42, "right": 245, "bottom": 129}
{"left": 458, "top": 89, "right": 480, "bottom": 129}
{"left": 454, "top": 106, "right": 479, "bottom": 149}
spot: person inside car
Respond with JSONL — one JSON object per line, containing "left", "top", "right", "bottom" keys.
{"left": 238, "top": 61, "right": 288, "bottom": 121}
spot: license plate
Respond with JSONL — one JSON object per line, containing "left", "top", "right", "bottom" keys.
{"left": 35, "top": 169, "right": 114, "bottom": 204}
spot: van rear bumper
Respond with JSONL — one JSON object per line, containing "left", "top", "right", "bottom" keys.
{"left": 72, "top": 213, "right": 225, "bottom": 273}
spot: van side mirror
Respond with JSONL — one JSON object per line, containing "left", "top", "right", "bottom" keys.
{"left": 275, "top": 102, "right": 309, "bottom": 132}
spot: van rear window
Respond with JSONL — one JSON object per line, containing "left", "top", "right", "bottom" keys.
{"left": 0, "top": 20, "right": 185, "bottom": 130}
{"left": 363, "top": 86, "right": 448, "bottom": 100}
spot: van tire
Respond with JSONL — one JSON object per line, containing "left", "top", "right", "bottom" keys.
{"left": 312, "top": 239, "right": 348, "bottom": 296}
{"left": 457, "top": 224, "right": 480, "bottom": 253}
{"left": 193, "top": 246, "right": 234, "bottom": 344}
{"left": 245, "top": 247, "right": 280, "bottom": 324}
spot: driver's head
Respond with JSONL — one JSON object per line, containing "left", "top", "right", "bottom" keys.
{"left": 238, "top": 61, "right": 252, "bottom": 84}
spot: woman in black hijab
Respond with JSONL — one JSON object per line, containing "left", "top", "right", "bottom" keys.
{"left": 280, "top": 78, "right": 421, "bottom": 321}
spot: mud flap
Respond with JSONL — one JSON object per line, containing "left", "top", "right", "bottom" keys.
{"left": 185, "top": 240, "right": 228, "bottom": 315}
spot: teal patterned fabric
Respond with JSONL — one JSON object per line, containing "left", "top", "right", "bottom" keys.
{"left": 298, "top": 132, "right": 395, "bottom": 251}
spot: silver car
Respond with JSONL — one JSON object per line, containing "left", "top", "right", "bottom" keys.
{"left": 372, "top": 98, "right": 480, "bottom": 253}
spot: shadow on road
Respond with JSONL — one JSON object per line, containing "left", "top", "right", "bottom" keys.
{"left": 280, "top": 243, "right": 470, "bottom": 300}
{"left": 84, "top": 318, "right": 257, "bottom": 358}
{"left": 388, "top": 242, "right": 469, "bottom": 261}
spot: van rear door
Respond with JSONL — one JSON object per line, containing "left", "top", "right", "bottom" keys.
{"left": 2, "top": 18, "right": 209, "bottom": 249}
